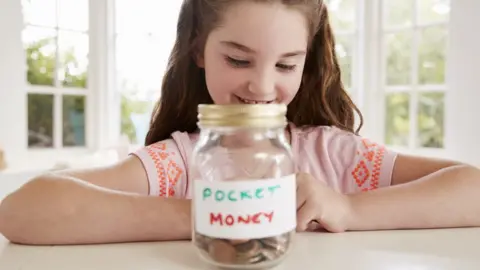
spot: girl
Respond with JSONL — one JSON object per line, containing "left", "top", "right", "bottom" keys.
{"left": 1, "top": 0, "right": 479, "bottom": 245}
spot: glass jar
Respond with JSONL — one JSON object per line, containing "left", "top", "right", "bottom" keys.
{"left": 191, "top": 104, "right": 296, "bottom": 269}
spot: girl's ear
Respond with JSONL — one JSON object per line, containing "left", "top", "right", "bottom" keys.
{"left": 194, "top": 52, "right": 205, "bottom": 68}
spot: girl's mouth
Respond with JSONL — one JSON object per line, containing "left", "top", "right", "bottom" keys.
{"left": 236, "top": 96, "right": 275, "bottom": 104}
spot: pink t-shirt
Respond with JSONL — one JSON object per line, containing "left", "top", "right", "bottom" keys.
{"left": 131, "top": 123, "right": 398, "bottom": 198}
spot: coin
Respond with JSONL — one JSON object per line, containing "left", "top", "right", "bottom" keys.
{"left": 194, "top": 231, "right": 293, "bottom": 267}
{"left": 228, "top": 239, "right": 250, "bottom": 245}
{"left": 260, "top": 248, "right": 280, "bottom": 261}
{"left": 234, "top": 240, "right": 259, "bottom": 255}
{"left": 194, "top": 233, "right": 210, "bottom": 251}
{"left": 260, "top": 234, "right": 290, "bottom": 254}
{"left": 234, "top": 240, "right": 261, "bottom": 263}
{"left": 208, "top": 239, "right": 237, "bottom": 264}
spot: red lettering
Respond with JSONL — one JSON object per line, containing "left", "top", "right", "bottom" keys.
{"left": 237, "top": 215, "right": 251, "bottom": 224}
{"left": 252, "top": 213, "right": 261, "bottom": 224}
{"left": 225, "top": 215, "right": 235, "bottom": 226}
{"left": 210, "top": 213, "right": 223, "bottom": 225}
{"left": 264, "top": 211, "right": 274, "bottom": 222}
{"left": 209, "top": 211, "right": 275, "bottom": 226}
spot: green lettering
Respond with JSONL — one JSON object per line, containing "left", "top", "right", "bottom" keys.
{"left": 215, "top": 190, "right": 225, "bottom": 201}
{"left": 203, "top": 188, "right": 212, "bottom": 200}
{"left": 255, "top": 188, "right": 264, "bottom": 199}
{"left": 267, "top": 185, "right": 281, "bottom": 196}
{"left": 240, "top": 190, "right": 252, "bottom": 200}
{"left": 228, "top": 190, "right": 237, "bottom": 202}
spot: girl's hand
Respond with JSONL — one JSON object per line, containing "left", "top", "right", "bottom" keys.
{"left": 295, "top": 172, "right": 352, "bottom": 233}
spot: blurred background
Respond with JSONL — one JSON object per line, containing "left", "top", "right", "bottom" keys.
{"left": 0, "top": 0, "right": 478, "bottom": 174}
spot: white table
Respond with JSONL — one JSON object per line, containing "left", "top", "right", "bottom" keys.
{"left": 1, "top": 171, "right": 479, "bottom": 269}
{"left": 1, "top": 228, "right": 479, "bottom": 269}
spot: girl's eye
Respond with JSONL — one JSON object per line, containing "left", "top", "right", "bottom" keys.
{"left": 226, "top": 56, "right": 250, "bottom": 68}
{"left": 276, "top": 64, "right": 297, "bottom": 72}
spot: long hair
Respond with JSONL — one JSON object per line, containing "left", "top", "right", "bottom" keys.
{"left": 145, "top": 0, "right": 363, "bottom": 145}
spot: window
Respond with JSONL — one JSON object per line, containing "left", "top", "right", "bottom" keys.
{"left": 327, "top": 0, "right": 358, "bottom": 96}
{"left": 21, "top": 0, "right": 89, "bottom": 149}
{"left": 327, "top": 0, "right": 363, "bottom": 129}
{"left": 114, "top": 1, "right": 182, "bottom": 145}
{"left": 381, "top": 0, "right": 449, "bottom": 150}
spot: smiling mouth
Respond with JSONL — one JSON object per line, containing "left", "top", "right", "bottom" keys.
{"left": 236, "top": 96, "right": 276, "bottom": 104}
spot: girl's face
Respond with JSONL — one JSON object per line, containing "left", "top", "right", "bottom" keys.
{"left": 199, "top": 2, "right": 309, "bottom": 105}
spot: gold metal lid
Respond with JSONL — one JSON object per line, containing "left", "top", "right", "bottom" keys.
{"left": 197, "top": 104, "right": 287, "bottom": 128}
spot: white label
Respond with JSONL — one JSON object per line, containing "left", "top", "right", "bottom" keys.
{"left": 193, "top": 174, "right": 296, "bottom": 239}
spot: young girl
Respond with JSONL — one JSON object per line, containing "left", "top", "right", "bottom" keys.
{"left": 1, "top": 0, "right": 479, "bottom": 245}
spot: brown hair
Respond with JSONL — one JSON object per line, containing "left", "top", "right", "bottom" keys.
{"left": 145, "top": 0, "right": 363, "bottom": 145}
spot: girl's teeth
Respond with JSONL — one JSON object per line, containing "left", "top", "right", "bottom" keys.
{"left": 239, "top": 97, "right": 272, "bottom": 104}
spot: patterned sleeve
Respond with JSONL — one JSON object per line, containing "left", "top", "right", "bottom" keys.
{"left": 303, "top": 126, "right": 398, "bottom": 193}
{"left": 346, "top": 136, "right": 397, "bottom": 192}
{"left": 130, "top": 139, "right": 188, "bottom": 198}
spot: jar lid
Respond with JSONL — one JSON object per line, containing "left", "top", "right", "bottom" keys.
{"left": 197, "top": 104, "right": 287, "bottom": 128}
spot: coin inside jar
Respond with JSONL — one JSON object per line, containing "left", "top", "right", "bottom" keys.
{"left": 228, "top": 239, "right": 251, "bottom": 245}
{"left": 260, "top": 234, "right": 290, "bottom": 255}
{"left": 198, "top": 235, "right": 290, "bottom": 266}
{"left": 194, "top": 233, "right": 210, "bottom": 251}
{"left": 259, "top": 248, "right": 281, "bottom": 261}
{"left": 208, "top": 239, "right": 237, "bottom": 264}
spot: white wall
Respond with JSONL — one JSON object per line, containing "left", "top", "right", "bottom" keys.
{"left": 0, "top": 0, "right": 116, "bottom": 172}
{"left": 0, "top": 0, "right": 27, "bottom": 169}
{"left": 444, "top": 0, "right": 480, "bottom": 166}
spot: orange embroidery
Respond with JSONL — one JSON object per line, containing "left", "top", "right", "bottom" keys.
{"left": 166, "top": 159, "right": 182, "bottom": 196}
{"left": 351, "top": 138, "right": 386, "bottom": 191}
{"left": 352, "top": 160, "right": 369, "bottom": 187}
{"left": 146, "top": 142, "right": 184, "bottom": 197}
{"left": 363, "top": 150, "right": 375, "bottom": 162}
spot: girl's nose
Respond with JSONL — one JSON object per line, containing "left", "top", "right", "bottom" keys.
{"left": 247, "top": 69, "right": 275, "bottom": 98}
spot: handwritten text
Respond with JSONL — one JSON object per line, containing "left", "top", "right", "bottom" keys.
{"left": 209, "top": 212, "right": 275, "bottom": 226}
{"left": 202, "top": 185, "right": 281, "bottom": 202}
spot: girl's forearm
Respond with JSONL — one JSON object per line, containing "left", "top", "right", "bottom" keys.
{"left": 346, "top": 165, "right": 480, "bottom": 231}
{"left": 0, "top": 176, "right": 191, "bottom": 245}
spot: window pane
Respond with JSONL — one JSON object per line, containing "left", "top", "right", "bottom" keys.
{"left": 121, "top": 94, "right": 153, "bottom": 144}
{"left": 335, "top": 35, "right": 353, "bottom": 88}
{"left": 115, "top": 0, "right": 182, "bottom": 35}
{"left": 116, "top": 35, "right": 169, "bottom": 93}
{"left": 326, "top": 0, "right": 356, "bottom": 32}
{"left": 116, "top": 34, "right": 166, "bottom": 144}
{"left": 63, "top": 95, "right": 86, "bottom": 147}
{"left": 21, "top": 0, "right": 57, "bottom": 27}
{"left": 58, "top": 0, "right": 89, "bottom": 31}
{"left": 385, "top": 93, "right": 410, "bottom": 146}
{"left": 418, "top": 26, "right": 447, "bottom": 85}
{"left": 385, "top": 31, "right": 413, "bottom": 86}
{"left": 383, "top": 0, "right": 413, "bottom": 28}
{"left": 58, "top": 31, "right": 89, "bottom": 88}
{"left": 28, "top": 94, "right": 54, "bottom": 148}
{"left": 23, "top": 26, "right": 57, "bottom": 86}
{"left": 418, "top": 92, "right": 444, "bottom": 148}
{"left": 418, "top": 0, "right": 450, "bottom": 24}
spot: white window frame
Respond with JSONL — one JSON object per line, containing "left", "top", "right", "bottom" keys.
{"left": 110, "top": 1, "right": 183, "bottom": 148}
{"left": 360, "top": 0, "right": 449, "bottom": 158}
{"left": 22, "top": 0, "right": 96, "bottom": 155}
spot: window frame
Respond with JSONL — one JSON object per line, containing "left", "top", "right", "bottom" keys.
{"left": 22, "top": 0, "right": 95, "bottom": 152}
{"left": 368, "top": 0, "right": 449, "bottom": 158}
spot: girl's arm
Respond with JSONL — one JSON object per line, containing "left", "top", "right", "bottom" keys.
{"left": 0, "top": 155, "right": 191, "bottom": 245}
{"left": 347, "top": 154, "right": 480, "bottom": 230}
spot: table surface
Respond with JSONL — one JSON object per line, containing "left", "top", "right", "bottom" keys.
{"left": 1, "top": 228, "right": 479, "bottom": 270}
